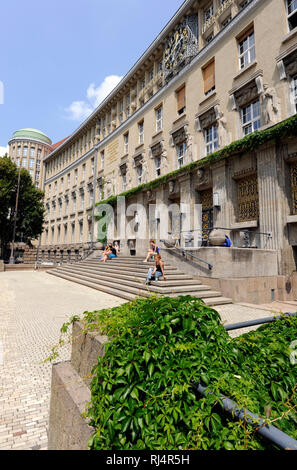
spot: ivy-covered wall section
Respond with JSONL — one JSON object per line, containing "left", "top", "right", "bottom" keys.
{"left": 96, "top": 114, "right": 297, "bottom": 208}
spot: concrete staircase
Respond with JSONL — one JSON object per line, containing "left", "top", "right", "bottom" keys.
{"left": 48, "top": 256, "right": 232, "bottom": 306}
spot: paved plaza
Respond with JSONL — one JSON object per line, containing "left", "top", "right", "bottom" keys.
{"left": 0, "top": 271, "right": 296, "bottom": 450}
{"left": 0, "top": 271, "right": 124, "bottom": 450}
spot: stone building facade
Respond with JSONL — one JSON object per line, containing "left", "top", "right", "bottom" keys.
{"left": 38, "top": 0, "right": 297, "bottom": 301}
{"left": 8, "top": 128, "right": 52, "bottom": 189}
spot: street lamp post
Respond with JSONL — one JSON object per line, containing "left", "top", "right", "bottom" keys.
{"left": 9, "top": 158, "right": 22, "bottom": 264}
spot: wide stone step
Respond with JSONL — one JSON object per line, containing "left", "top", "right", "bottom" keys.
{"left": 48, "top": 270, "right": 137, "bottom": 301}
{"left": 64, "top": 265, "right": 198, "bottom": 285}
{"left": 203, "top": 297, "right": 233, "bottom": 306}
{"left": 49, "top": 269, "right": 229, "bottom": 304}
{"left": 53, "top": 266, "right": 211, "bottom": 295}
{"left": 78, "top": 261, "right": 179, "bottom": 272}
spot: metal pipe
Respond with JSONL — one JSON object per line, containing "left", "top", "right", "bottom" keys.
{"left": 196, "top": 383, "right": 297, "bottom": 450}
{"left": 225, "top": 312, "right": 297, "bottom": 331}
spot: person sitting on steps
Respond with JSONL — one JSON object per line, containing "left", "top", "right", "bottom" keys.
{"left": 145, "top": 254, "right": 166, "bottom": 285}
{"left": 101, "top": 243, "right": 117, "bottom": 263}
{"left": 143, "top": 239, "right": 160, "bottom": 263}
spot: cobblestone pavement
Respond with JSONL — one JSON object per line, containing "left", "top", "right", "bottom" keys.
{"left": 0, "top": 271, "right": 124, "bottom": 450}
{"left": 1, "top": 271, "right": 295, "bottom": 450}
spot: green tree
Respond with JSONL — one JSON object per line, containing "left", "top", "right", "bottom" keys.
{"left": 0, "top": 156, "right": 45, "bottom": 259}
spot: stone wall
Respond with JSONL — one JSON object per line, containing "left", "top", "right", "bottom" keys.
{"left": 48, "top": 322, "right": 107, "bottom": 450}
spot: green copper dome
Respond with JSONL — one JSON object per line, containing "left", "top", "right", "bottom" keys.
{"left": 12, "top": 128, "right": 52, "bottom": 145}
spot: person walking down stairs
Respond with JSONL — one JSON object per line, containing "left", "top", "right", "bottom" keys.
{"left": 145, "top": 254, "right": 166, "bottom": 285}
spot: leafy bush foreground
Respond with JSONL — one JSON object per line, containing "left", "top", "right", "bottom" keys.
{"left": 80, "top": 296, "right": 297, "bottom": 450}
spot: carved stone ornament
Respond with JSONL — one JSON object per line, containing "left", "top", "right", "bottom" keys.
{"left": 119, "top": 162, "right": 127, "bottom": 176}
{"left": 168, "top": 180, "right": 175, "bottom": 194}
{"left": 196, "top": 168, "right": 211, "bottom": 188}
{"left": 234, "top": 80, "right": 259, "bottom": 108}
{"left": 133, "top": 153, "right": 143, "bottom": 168}
{"left": 105, "top": 180, "right": 113, "bottom": 197}
{"left": 172, "top": 126, "right": 187, "bottom": 146}
{"left": 260, "top": 84, "right": 281, "bottom": 125}
{"left": 164, "top": 14, "right": 198, "bottom": 83}
{"left": 198, "top": 107, "right": 217, "bottom": 131}
{"left": 151, "top": 141, "right": 163, "bottom": 158}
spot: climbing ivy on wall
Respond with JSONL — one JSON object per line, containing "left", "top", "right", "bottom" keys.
{"left": 96, "top": 114, "right": 297, "bottom": 208}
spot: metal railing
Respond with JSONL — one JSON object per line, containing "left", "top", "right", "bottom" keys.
{"left": 160, "top": 239, "right": 213, "bottom": 270}
{"left": 168, "top": 226, "right": 272, "bottom": 249}
{"left": 195, "top": 312, "right": 297, "bottom": 451}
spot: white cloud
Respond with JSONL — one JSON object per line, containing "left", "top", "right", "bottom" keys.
{"left": 65, "top": 75, "right": 123, "bottom": 122}
{"left": 0, "top": 145, "right": 8, "bottom": 157}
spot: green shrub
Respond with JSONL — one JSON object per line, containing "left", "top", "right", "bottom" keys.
{"left": 83, "top": 296, "right": 297, "bottom": 450}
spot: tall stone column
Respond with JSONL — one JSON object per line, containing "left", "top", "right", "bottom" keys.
{"left": 257, "top": 142, "right": 293, "bottom": 274}
{"left": 210, "top": 160, "right": 234, "bottom": 230}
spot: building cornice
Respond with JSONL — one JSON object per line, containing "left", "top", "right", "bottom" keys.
{"left": 45, "top": 0, "right": 196, "bottom": 160}
{"left": 44, "top": 0, "right": 263, "bottom": 184}
{"left": 8, "top": 137, "right": 52, "bottom": 150}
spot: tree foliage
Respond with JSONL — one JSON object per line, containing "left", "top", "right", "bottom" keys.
{"left": 0, "top": 156, "right": 45, "bottom": 257}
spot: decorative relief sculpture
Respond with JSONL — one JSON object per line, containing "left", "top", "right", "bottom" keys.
{"left": 197, "top": 168, "right": 211, "bottom": 189}
{"left": 164, "top": 14, "right": 198, "bottom": 82}
{"left": 217, "top": 111, "right": 228, "bottom": 147}
{"left": 260, "top": 84, "right": 281, "bottom": 125}
{"left": 142, "top": 160, "right": 148, "bottom": 184}
{"left": 105, "top": 179, "right": 113, "bottom": 197}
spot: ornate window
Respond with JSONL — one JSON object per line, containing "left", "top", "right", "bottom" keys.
{"left": 22, "top": 158, "right": 27, "bottom": 168}
{"left": 287, "top": 0, "right": 297, "bottom": 31}
{"left": 238, "top": 28, "right": 255, "bottom": 70}
{"left": 237, "top": 175, "right": 259, "bottom": 222}
{"left": 29, "top": 158, "right": 34, "bottom": 169}
{"left": 205, "top": 124, "right": 218, "bottom": 155}
{"left": 241, "top": 100, "right": 261, "bottom": 136}
{"left": 30, "top": 147, "right": 35, "bottom": 157}
{"left": 204, "top": 3, "right": 214, "bottom": 24}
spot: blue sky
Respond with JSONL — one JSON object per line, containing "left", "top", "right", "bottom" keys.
{"left": 0, "top": 0, "right": 185, "bottom": 150}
